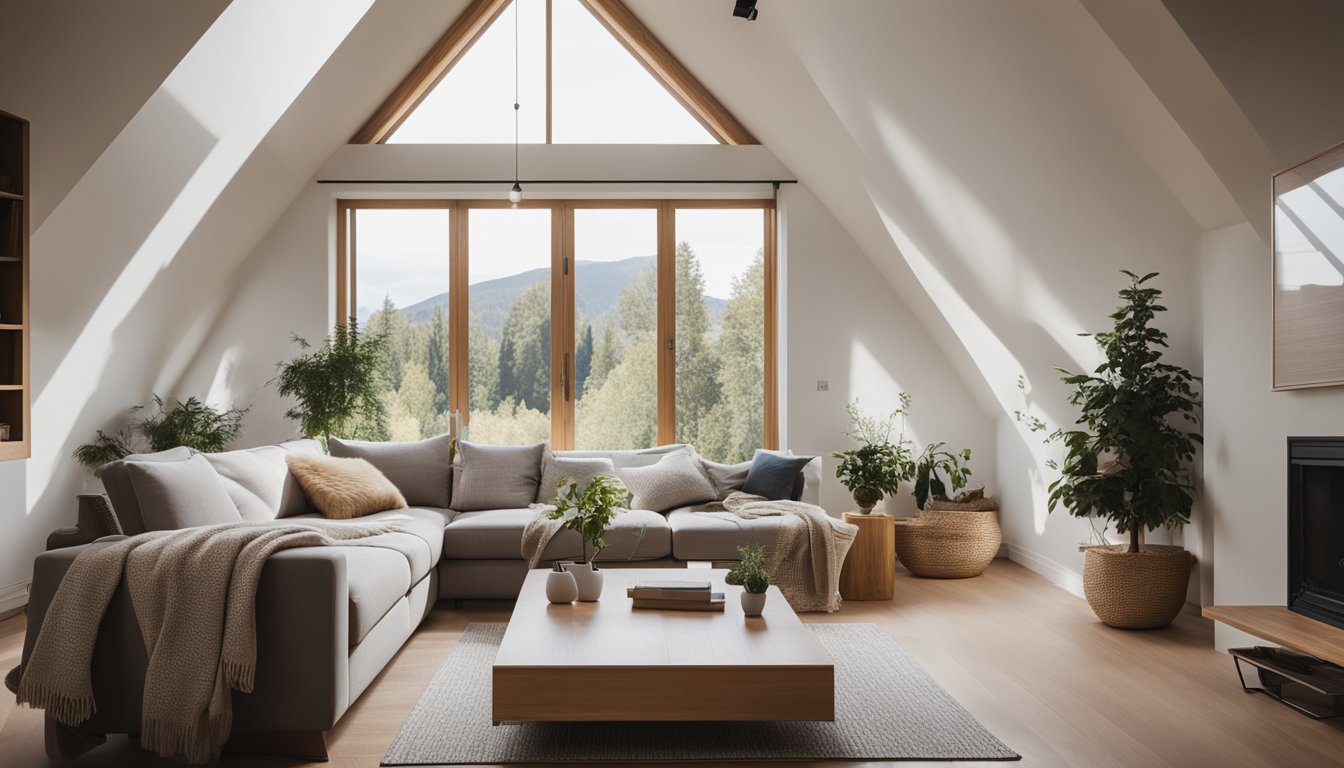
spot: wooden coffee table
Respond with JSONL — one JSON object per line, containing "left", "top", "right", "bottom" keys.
{"left": 492, "top": 568, "right": 834, "bottom": 722}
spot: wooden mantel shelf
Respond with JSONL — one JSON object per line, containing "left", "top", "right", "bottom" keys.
{"left": 1204, "top": 605, "right": 1344, "bottom": 667}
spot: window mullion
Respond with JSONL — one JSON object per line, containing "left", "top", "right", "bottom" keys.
{"left": 657, "top": 201, "right": 676, "bottom": 445}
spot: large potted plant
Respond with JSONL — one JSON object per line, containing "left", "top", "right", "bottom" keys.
{"left": 548, "top": 474, "right": 628, "bottom": 601}
{"left": 1047, "top": 270, "right": 1200, "bottom": 629}
{"left": 73, "top": 395, "right": 248, "bottom": 475}
{"left": 896, "top": 444, "right": 1002, "bottom": 578}
{"left": 833, "top": 396, "right": 914, "bottom": 513}
{"left": 272, "top": 318, "right": 389, "bottom": 448}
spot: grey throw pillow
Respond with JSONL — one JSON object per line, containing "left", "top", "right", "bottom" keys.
{"left": 617, "top": 452, "right": 716, "bottom": 512}
{"left": 701, "top": 458, "right": 752, "bottom": 499}
{"left": 204, "top": 445, "right": 289, "bottom": 521}
{"left": 126, "top": 453, "right": 243, "bottom": 531}
{"left": 100, "top": 446, "right": 195, "bottom": 534}
{"left": 329, "top": 433, "right": 453, "bottom": 508}
{"left": 537, "top": 454, "right": 618, "bottom": 504}
{"left": 741, "top": 450, "right": 813, "bottom": 501}
{"left": 452, "top": 441, "right": 545, "bottom": 511}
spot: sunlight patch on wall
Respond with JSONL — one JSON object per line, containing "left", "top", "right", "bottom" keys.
{"left": 26, "top": 0, "right": 375, "bottom": 510}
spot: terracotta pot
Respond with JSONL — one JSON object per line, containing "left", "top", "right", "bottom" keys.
{"left": 562, "top": 561, "right": 604, "bottom": 602}
{"left": 741, "top": 591, "right": 767, "bottom": 617}
{"left": 1082, "top": 544, "right": 1193, "bottom": 629}
{"left": 545, "top": 569, "right": 578, "bottom": 604}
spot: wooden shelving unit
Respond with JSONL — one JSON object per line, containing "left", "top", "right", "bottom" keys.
{"left": 1204, "top": 605, "right": 1344, "bottom": 667}
{"left": 0, "top": 109, "right": 29, "bottom": 461}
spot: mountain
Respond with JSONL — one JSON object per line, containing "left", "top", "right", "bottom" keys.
{"left": 396, "top": 255, "right": 726, "bottom": 339}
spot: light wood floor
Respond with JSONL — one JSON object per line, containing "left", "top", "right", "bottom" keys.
{"left": 2, "top": 560, "right": 1341, "bottom": 768}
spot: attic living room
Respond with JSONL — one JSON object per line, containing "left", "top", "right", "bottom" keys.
{"left": 2, "top": 0, "right": 1344, "bottom": 766}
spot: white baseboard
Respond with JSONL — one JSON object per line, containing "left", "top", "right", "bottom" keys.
{"left": 0, "top": 580, "right": 30, "bottom": 616}
{"left": 1005, "top": 543, "right": 1085, "bottom": 600}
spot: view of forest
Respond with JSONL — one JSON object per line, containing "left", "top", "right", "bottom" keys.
{"left": 362, "top": 241, "right": 764, "bottom": 463}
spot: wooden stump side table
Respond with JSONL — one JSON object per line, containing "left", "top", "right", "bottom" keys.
{"left": 839, "top": 512, "right": 896, "bottom": 601}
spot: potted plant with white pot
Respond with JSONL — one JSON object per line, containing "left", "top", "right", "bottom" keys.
{"left": 728, "top": 545, "right": 772, "bottom": 617}
{"left": 548, "top": 474, "right": 628, "bottom": 601}
{"left": 833, "top": 396, "right": 914, "bottom": 513}
{"left": 1046, "top": 270, "right": 1201, "bottom": 629}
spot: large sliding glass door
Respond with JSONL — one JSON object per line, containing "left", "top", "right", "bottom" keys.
{"left": 337, "top": 199, "right": 776, "bottom": 455}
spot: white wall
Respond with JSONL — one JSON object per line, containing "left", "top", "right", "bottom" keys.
{"left": 781, "top": 184, "right": 995, "bottom": 515}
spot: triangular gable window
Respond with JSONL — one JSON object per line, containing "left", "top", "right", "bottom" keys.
{"left": 354, "top": 0, "right": 753, "bottom": 145}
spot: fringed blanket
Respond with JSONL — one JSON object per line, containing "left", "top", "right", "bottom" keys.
{"left": 700, "top": 492, "right": 857, "bottom": 612}
{"left": 17, "top": 519, "right": 404, "bottom": 764}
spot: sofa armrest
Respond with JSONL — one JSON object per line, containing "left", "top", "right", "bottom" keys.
{"left": 21, "top": 542, "right": 351, "bottom": 735}
{"left": 801, "top": 456, "right": 823, "bottom": 508}
{"left": 46, "top": 495, "right": 122, "bottom": 551}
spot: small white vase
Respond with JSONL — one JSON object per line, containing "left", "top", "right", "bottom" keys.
{"left": 741, "top": 591, "right": 767, "bottom": 617}
{"left": 545, "top": 569, "right": 578, "bottom": 604}
{"left": 563, "top": 561, "right": 604, "bottom": 602}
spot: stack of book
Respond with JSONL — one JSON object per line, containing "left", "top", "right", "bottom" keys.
{"left": 626, "top": 579, "right": 725, "bottom": 612}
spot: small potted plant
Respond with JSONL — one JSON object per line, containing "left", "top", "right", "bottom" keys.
{"left": 1046, "top": 271, "right": 1200, "bottom": 629}
{"left": 548, "top": 474, "right": 627, "bottom": 601}
{"left": 833, "top": 396, "right": 914, "bottom": 513}
{"left": 896, "top": 444, "right": 1001, "bottom": 578}
{"left": 728, "top": 544, "right": 772, "bottom": 617}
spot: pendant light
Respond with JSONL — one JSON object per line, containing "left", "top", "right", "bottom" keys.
{"left": 508, "top": 0, "right": 522, "bottom": 206}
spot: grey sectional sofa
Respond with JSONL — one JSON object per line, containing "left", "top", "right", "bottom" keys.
{"left": 20, "top": 436, "right": 822, "bottom": 760}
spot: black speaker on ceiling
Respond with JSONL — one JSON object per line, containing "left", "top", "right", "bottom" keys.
{"left": 733, "top": 0, "right": 759, "bottom": 21}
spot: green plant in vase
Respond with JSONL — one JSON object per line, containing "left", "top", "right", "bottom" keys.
{"left": 548, "top": 474, "right": 629, "bottom": 601}
{"left": 728, "top": 544, "right": 772, "bottom": 616}
{"left": 912, "top": 442, "right": 974, "bottom": 510}
{"left": 833, "top": 396, "right": 914, "bottom": 513}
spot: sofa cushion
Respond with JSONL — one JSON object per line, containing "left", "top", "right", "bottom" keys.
{"left": 560, "top": 444, "right": 693, "bottom": 469}
{"left": 616, "top": 452, "right": 716, "bottom": 513}
{"left": 667, "top": 506, "right": 784, "bottom": 561}
{"left": 126, "top": 453, "right": 243, "bottom": 531}
{"left": 100, "top": 446, "right": 194, "bottom": 534}
{"left": 342, "top": 546, "right": 412, "bottom": 645}
{"left": 287, "top": 506, "right": 452, "bottom": 583}
{"left": 452, "top": 441, "right": 544, "bottom": 511}
{"left": 742, "top": 450, "right": 813, "bottom": 501}
{"left": 286, "top": 455, "right": 408, "bottom": 519}
{"left": 204, "top": 445, "right": 289, "bottom": 521}
{"left": 442, "top": 508, "right": 671, "bottom": 561}
{"left": 700, "top": 458, "right": 752, "bottom": 499}
{"left": 536, "top": 454, "right": 617, "bottom": 504}
{"left": 329, "top": 434, "right": 453, "bottom": 508}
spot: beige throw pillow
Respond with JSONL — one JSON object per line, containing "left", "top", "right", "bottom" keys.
{"left": 617, "top": 452, "right": 717, "bottom": 512}
{"left": 286, "top": 455, "right": 408, "bottom": 520}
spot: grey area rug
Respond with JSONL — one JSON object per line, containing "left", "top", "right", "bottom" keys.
{"left": 383, "top": 623, "right": 1018, "bottom": 764}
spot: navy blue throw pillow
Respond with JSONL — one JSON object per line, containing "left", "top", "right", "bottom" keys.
{"left": 741, "top": 451, "right": 813, "bottom": 501}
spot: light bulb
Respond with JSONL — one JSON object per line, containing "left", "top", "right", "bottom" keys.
{"left": 509, "top": 182, "right": 523, "bottom": 205}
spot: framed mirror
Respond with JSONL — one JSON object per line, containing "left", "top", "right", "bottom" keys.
{"left": 1273, "top": 139, "right": 1344, "bottom": 390}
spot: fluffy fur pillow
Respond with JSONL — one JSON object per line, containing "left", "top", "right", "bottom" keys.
{"left": 285, "top": 455, "right": 408, "bottom": 520}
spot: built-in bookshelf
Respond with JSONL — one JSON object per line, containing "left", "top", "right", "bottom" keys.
{"left": 0, "top": 110, "right": 29, "bottom": 461}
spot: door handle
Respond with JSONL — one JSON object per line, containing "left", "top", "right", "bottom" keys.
{"left": 563, "top": 352, "right": 571, "bottom": 402}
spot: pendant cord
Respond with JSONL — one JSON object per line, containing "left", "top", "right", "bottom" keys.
{"left": 513, "top": 0, "right": 520, "bottom": 186}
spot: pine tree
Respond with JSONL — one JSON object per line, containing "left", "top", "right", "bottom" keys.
{"left": 575, "top": 324, "right": 594, "bottom": 400}
{"left": 426, "top": 305, "right": 450, "bottom": 413}
{"left": 589, "top": 323, "right": 621, "bottom": 392}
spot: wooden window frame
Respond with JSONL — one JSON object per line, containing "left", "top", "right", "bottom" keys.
{"left": 336, "top": 198, "right": 777, "bottom": 452}
{"left": 350, "top": 0, "right": 755, "bottom": 146}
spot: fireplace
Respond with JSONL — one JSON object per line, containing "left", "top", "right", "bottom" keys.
{"left": 1287, "top": 437, "right": 1344, "bottom": 629}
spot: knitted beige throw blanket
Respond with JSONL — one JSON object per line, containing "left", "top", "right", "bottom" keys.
{"left": 17, "top": 520, "right": 403, "bottom": 764}
{"left": 701, "top": 492, "right": 858, "bottom": 613}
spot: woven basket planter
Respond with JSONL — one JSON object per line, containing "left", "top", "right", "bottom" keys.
{"left": 1082, "top": 544, "right": 1193, "bottom": 629}
{"left": 894, "top": 502, "right": 1001, "bottom": 579}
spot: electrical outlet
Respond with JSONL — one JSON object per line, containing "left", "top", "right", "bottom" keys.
{"left": 816, "top": 380, "right": 829, "bottom": 392}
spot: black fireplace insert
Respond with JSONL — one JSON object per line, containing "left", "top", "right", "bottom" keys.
{"left": 1288, "top": 437, "right": 1344, "bottom": 629}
